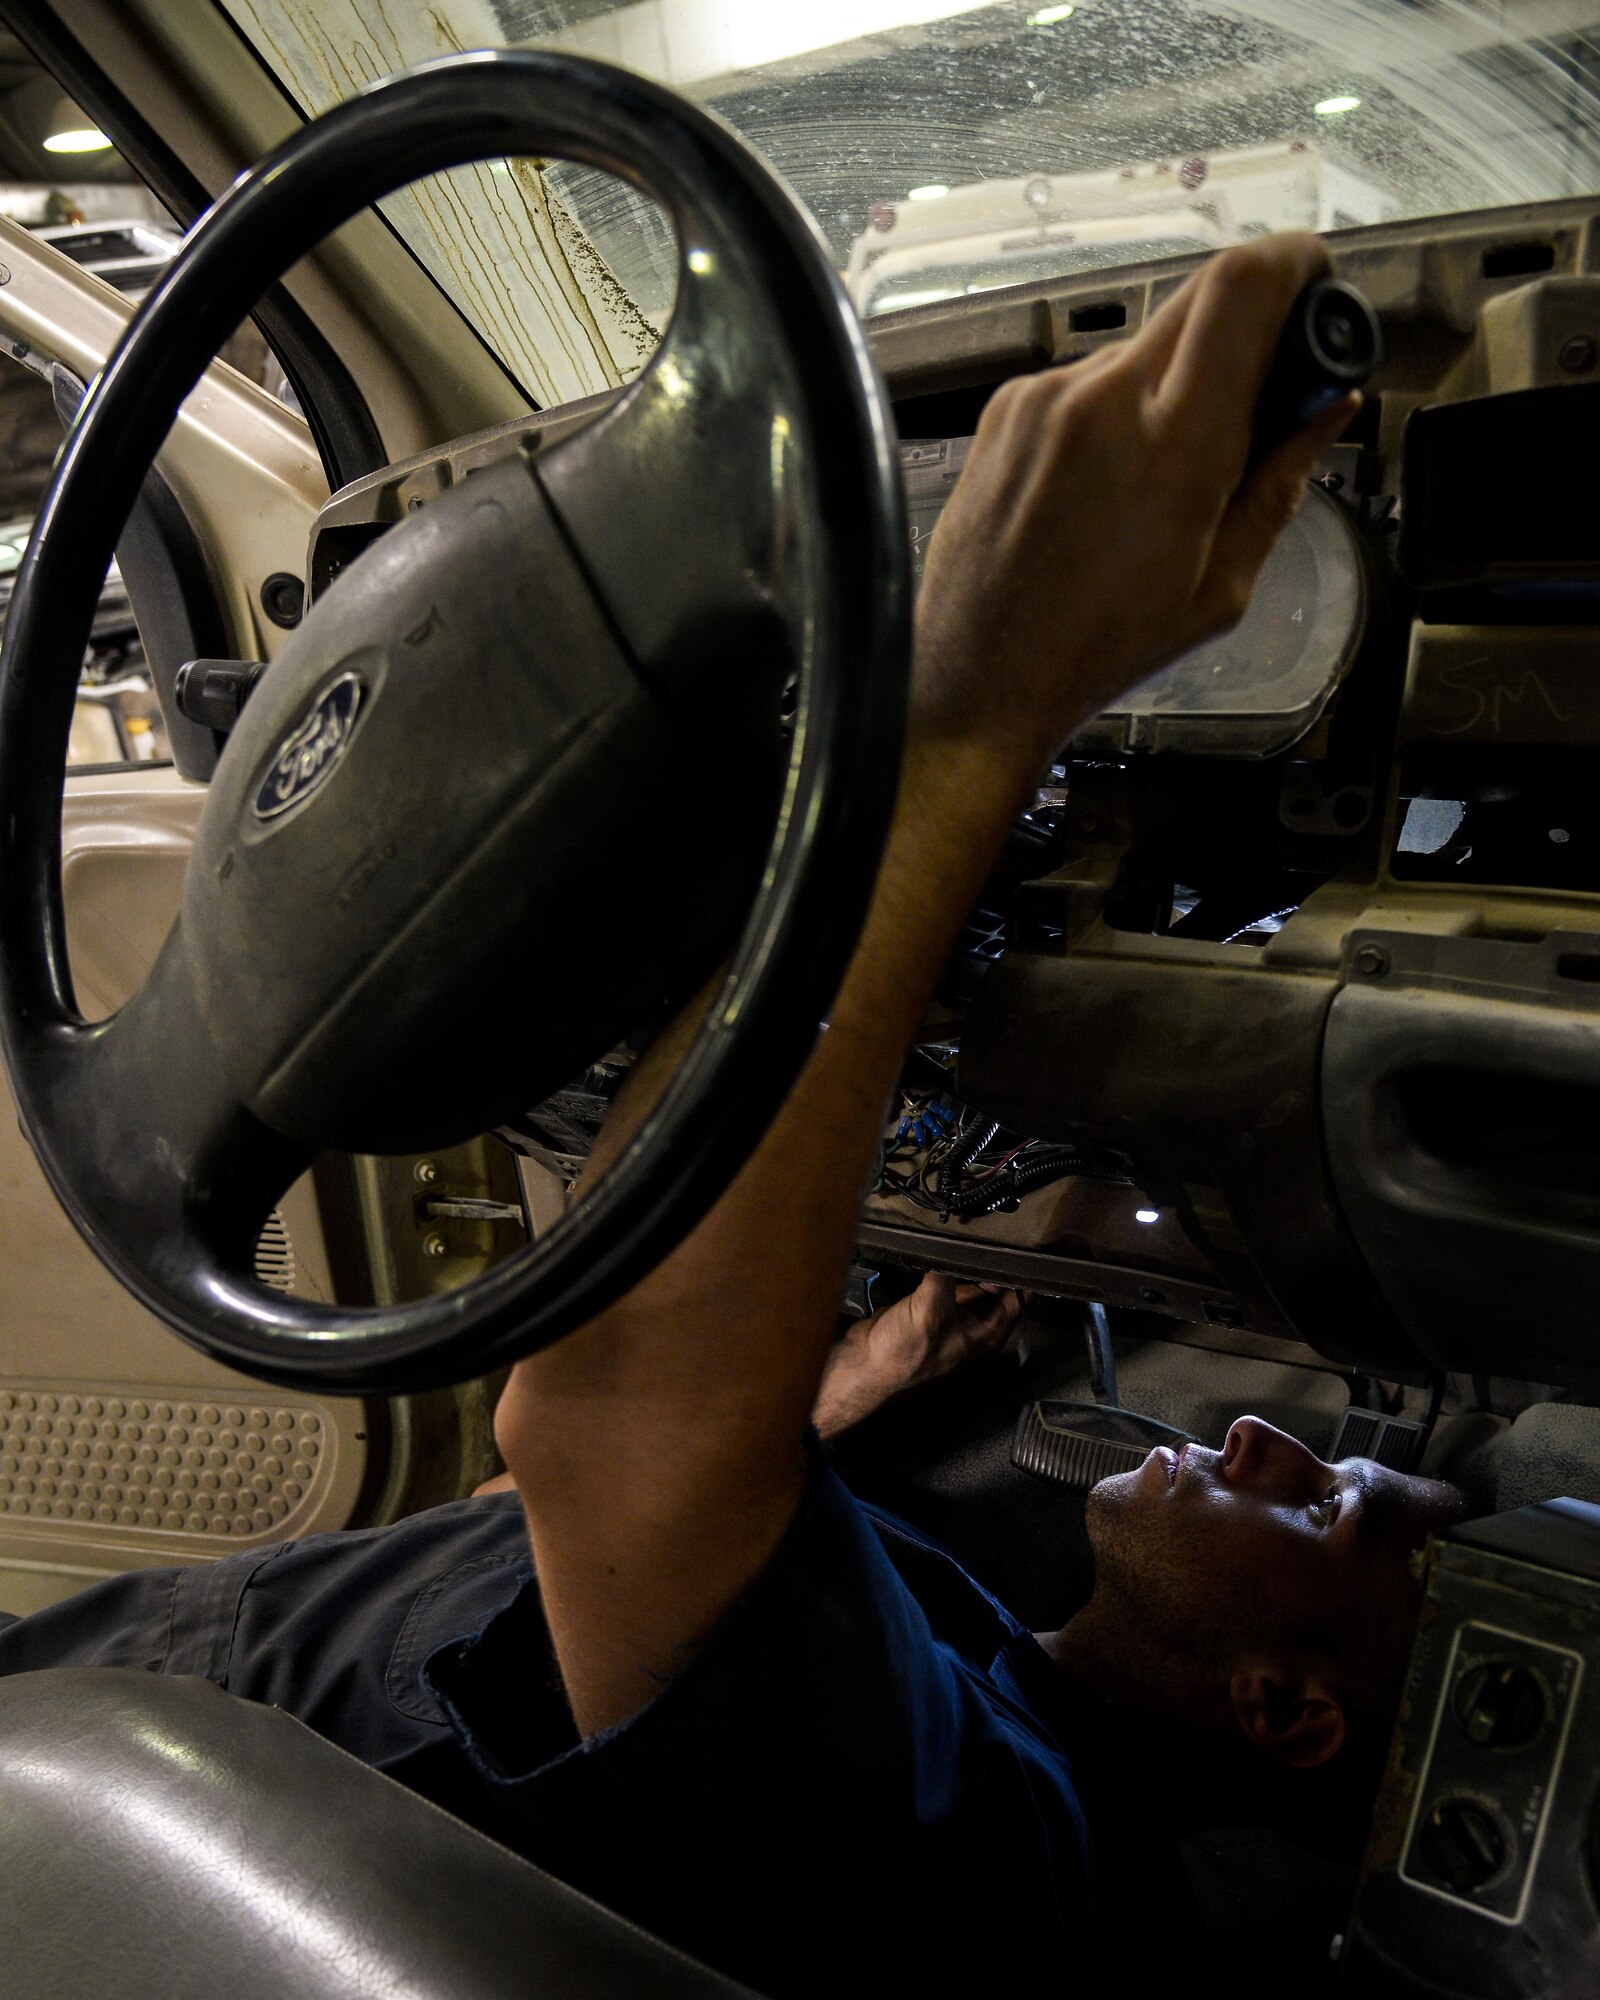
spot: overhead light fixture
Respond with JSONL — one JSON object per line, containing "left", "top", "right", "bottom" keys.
{"left": 1134, "top": 1207, "right": 1160, "bottom": 1224}
{"left": 1029, "top": 5, "right": 1076, "bottom": 22}
{"left": 44, "top": 98, "right": 112, "bottom": 154}
{"left": 908, "top": 184, "right": 949, "bottom": 202}
{"left": 1314, "top": 94, "right": 1361, "bottom": 117}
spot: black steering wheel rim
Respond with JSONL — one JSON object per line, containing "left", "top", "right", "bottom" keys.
{"left": 0, "top": 49, "right": 909, "bottom": 1394}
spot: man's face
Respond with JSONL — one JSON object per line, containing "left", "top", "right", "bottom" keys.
{"left": 1084, "top": 1416, "right": 1465, "bottom": 1687}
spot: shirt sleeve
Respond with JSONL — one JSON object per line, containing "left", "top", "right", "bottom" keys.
{"left": 424, "top": 1457, "right": 1095, "bottom": 1999}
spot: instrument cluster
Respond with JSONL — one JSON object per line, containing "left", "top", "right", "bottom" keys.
{"left": 901, "top": 436, "right": 1368, "bottom": 759}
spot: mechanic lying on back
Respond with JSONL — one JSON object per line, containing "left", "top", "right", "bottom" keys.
{"left": 0, "top": 234, "right": 1467, "bottom": 1996}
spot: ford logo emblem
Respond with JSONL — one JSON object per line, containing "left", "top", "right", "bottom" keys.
{"left": 253, "top": 672, "right": 365, "bottom": 822}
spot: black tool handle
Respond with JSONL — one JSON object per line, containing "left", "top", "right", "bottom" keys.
{"left": 1250, "top": 275, "right": 1381, "bottom": 464}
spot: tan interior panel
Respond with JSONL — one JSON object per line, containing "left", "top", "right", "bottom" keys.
{"left": 60, "top": 764, "right": 198, "bottom": 1019}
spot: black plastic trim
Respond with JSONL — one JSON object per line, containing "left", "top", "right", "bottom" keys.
{"left": 52, "top": 362, "right": 226, "bottom": 780}
{"left": 64, "top": 759, "right": 175, "bottom": 778}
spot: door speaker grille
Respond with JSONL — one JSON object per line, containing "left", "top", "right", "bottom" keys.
{"left": 254, "top": 1209, "right": 297, "bottom": 1292}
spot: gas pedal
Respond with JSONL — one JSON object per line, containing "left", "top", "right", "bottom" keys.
{"left": 1328, "top": 1406, "right": 1432, "bottom": 1474}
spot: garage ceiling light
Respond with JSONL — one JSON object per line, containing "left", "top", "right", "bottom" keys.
{"left": 1029, "top": 6, "right": 1076, "bottom": 22}
{"left": 1314, "top": 94, "right": 1361, "bottom": 116}
{"left": 44, "top": 98, "right": 112, "bottom": 154}
{"left": 908, "top": 183, "right": 949, "bottom": 201}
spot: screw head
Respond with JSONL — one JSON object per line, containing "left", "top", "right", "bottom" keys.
{"left": 1318, "top": 470, "right": 1345, "bottom": 492}
{"left": 1559, "top": 333, "right": 1597, "bottom": 374}
{"left": 1354, "top": 943, "right": 1390, "bottom": 977}
{"left": 422, "top": 1233, "right": 448, "bottom": 1260}
{"left": 1139, "top": 1286, "right": 1167, "bottom": 1305}
{"left": 414, "top": 1160, "right": 439, "bottom": 1185}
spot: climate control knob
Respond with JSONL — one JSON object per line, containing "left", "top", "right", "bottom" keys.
{"left": 1454, "top": 1662, "right": 1546, "bottom": 1750}
{"left": 1416, "top": 1798, "right": 1509, "bottom": 1894}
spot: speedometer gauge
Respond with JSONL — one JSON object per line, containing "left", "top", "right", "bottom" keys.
{"left": 901, "top": 438, "right": 1366, "bottom": 758}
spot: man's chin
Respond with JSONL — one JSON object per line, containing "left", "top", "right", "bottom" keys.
{"left": 1084, "top": 1465, "right": 1142, "bottom": 1542}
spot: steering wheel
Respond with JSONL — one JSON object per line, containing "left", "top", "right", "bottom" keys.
{"left": 0, "top": 50, "right": 909, "bottom": 1394}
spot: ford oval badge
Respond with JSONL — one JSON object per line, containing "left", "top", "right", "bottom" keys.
{"left": 253, "top": 672, "right": 364, "bottom": 822}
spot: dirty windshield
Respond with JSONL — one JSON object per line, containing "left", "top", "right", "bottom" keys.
{"left": 221, "top": 1, "right": 1600, "bottom": 398}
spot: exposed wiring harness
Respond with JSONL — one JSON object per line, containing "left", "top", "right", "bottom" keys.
{"left": 874, "top": 1087, "right": 1134, "bottom": 1224}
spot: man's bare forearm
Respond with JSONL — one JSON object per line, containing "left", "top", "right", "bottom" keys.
{"left": 497, "top": 730, "right": 1042, "bottom": 1731}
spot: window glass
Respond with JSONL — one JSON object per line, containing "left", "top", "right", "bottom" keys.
{"left": 218, "top": 0, "right": 669, "bottom": 406}
{"left": 220, "top": 0, "right": 1600, "bottom": 358}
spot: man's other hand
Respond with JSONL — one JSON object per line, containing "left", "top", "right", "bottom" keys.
{"left": 814, "top": 1274, "right": 1024, "bottom": 1439}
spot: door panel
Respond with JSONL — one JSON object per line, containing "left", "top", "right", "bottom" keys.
{"left": 0, "top": 766, "right": 371, "bottom": 1613}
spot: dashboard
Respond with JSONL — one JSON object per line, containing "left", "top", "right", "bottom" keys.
{"left": 869, "top": 202, "right": 1600, "bottom": 1394}
{"left": 303, "top": 192, "right": 1600, "bottom": 1399}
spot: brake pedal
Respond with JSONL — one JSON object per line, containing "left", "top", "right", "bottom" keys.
{"left": 1012, "top": 1400, "right": 1198, "bottom": 1493}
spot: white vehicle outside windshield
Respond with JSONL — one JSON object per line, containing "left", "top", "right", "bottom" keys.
{"left": 846, "top": 139, "right": 1402, "bottom": 313}
{"left": 219, "top": 1, "right": 1600, "bottom": 393}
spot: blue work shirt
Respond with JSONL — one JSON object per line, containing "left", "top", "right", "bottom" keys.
{"left": 0, "top": 1459, "right": 1145, "bottom": 1996}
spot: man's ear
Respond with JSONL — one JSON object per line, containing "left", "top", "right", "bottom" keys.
{"left": 1229, "top": 1661, "right": 1347, "bottom": 1768}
